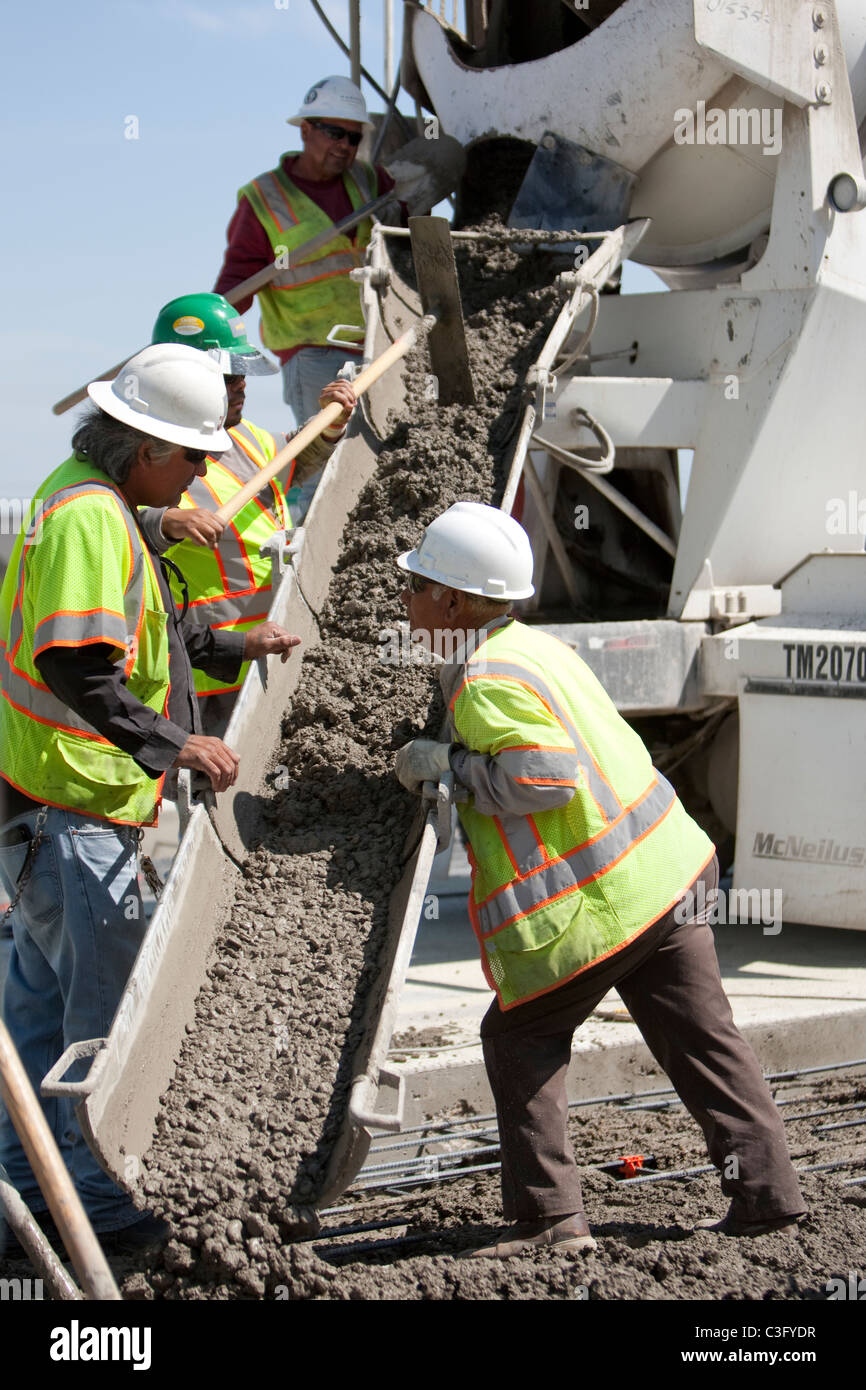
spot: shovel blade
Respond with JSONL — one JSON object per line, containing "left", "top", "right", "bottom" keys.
{"left": 408, "top": 216, "right": 476, "bottom": 407}
{"left": 386, "top": 133, "right": 467, "bottom": 216}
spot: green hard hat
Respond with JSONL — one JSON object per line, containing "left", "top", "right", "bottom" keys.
{"left": 151, "top": 293, "right": 279, "bottom": 377}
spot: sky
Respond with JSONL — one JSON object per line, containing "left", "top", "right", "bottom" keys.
{"left": 0, "top": 0, "right": 667, "bottom": 516}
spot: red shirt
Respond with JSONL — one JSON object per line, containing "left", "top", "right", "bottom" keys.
{"left": 213, "top": 155, "right": 396, "bottom": 364}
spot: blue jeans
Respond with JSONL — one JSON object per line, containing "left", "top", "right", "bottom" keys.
{"left": 280, "top": 346, "right": 355, "bottom": 427}
{"left": 282, "top": 347, "right": 355, "bottom": 523}
{"left": 0, "top": 806, "right": 145, "bottom": 1232}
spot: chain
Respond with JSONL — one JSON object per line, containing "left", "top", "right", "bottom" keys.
{"left": 1, "top": 805, "right": 49, "bottom": 927}
{"left": 136, "top": 830, "right": 165, "bottom": 899}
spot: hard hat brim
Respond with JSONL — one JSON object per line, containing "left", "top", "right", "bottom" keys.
{"left": 287, "top": 114, "right": 374, "bottom": 129}
{"left": 87, "top": 381, "right": 233, "bottom": 454}
{"left": 395, "top": 550, "right": 535, "bottom": 601}
{"left": 229, "top": 349, "right": 280, "bottom": 377}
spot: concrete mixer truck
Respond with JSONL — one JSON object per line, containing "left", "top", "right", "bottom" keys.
{"left": 400, "top": 0, "right": 866, "bottom": 930}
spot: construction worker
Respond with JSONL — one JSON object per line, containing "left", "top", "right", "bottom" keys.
{"left": 214, "top": 75, "right": 395, "bottom": 515}
{"left": 139, "top": 292, "right": 356, "bottom": 736}
{"left": 394, "top": 502, "right": 806, "bottom": 1257}
{"left": 0, "top": 344, "right": 300, "bottom": 1257}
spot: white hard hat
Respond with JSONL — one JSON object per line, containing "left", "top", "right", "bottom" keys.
{"left": 288, "top": 75, "right": 372, "bottom": 128}
{"left": 87, "top": 344, "right": 232, "bottom": 452}
{"left": 397, "top": 502, "right": 536, "bottom": 600}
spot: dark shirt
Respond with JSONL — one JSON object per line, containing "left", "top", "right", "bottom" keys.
{"left": 0, "top": 538, "right": 245, "bottom": 826}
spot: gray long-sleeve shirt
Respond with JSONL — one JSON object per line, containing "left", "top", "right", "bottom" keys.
{"left": 440, "top": 617, "right": 580, "bottom": 820}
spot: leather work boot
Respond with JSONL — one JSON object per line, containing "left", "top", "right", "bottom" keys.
{"left": 694, "top": 1205, "right": 806, "bottom": 1237}
{"left": 460, "top": 1214, "right": 598, "bottom": 1259}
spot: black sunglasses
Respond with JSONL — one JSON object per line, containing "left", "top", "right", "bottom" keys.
{"left": 406, "top": 572, "right": 429, "bottom": 594}
{"left": 183, "top": 449, "right": 209, "bottom": 465}
{"left": 310, "top": 120, "right": 363, "bottom": 148}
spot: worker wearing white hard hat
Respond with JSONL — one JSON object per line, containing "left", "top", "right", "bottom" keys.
{"left": 214, "top": 75, "right": 397, "bottom": 519}
{"left": 394, "top": 503, "right": 805, "bottom": 1256}
{"left": 0, "top": 344, "right": 301, "bottom": 1259}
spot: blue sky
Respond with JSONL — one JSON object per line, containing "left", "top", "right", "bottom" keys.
{"left": 1, "top": 0, "right": 666, "bottom": 505}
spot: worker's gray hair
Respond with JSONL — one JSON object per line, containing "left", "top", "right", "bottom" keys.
{"left": 459, "top": 592, "right": 514, "bottom": 623}
{"left": 71, "top": 406, "right": 175, "bottom": 485}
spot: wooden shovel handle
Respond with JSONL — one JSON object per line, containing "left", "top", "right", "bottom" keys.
{"left": 0, "top": 1019, "right": 121, "bottom": 1299}
{"left": 213, "top": 324, "right": 425, "bottom": 525}
{"left": 51, "top": 193, "right": 394, "bottom": 417}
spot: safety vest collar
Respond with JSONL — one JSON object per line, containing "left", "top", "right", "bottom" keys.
{"left": 175, "top": 424, "right": 283, "bottom": 609}
{"left": 251, "top": 156, "right": 372, "bottom": 240}
{"left": 438, "top": 615, "right": 515, "bottom": 707}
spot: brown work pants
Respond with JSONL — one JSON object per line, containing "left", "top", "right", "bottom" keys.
{"left": 480, "top": 858, "right": 805, "bottom": 1223}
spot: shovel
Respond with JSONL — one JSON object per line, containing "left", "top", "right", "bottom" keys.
{"left": 408, "top": 215, "right": 475, "bottom": 407}
{"left": 0, "top": 1019, "right": 121, "bottom": 1299}
{"left": 51, "top": 134, "right": 467, "bottom": 416}
{"left": 211, "top": 319, "right": 434, "bottom": 526}
{"left": 212, "top": 214, "right": 476, "bottom": 524}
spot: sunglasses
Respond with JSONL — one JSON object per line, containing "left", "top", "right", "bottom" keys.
{"left": 184, "top": 449, "right": 209, "bottom": 466}
{"left": 310, "top": 120, "right": 363, "bottom": 148}
{"left": 406, "top": 572, "right": 430, "bottom": 594}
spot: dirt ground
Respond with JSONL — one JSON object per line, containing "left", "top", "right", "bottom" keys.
{"left": 115, "top": 1071, "right": 865, "bottom": 1300}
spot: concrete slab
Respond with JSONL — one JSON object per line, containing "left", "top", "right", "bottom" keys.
{"left": 390, "top": 889, "right": 866, "bottom": 1124}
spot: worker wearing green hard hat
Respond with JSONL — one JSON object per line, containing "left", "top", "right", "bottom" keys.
{"left": 150, "top": 292, "right": 280, "bottom": 377}
{"left": 138, "top": 291, "right": 356, "bottom": 735}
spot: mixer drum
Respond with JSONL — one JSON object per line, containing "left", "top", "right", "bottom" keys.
{"left": 404, "top": 0, "right": 866, "bottom": 284}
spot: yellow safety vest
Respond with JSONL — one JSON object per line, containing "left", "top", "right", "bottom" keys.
{"left": 447, "top": 620, "right": 715, "bottom": 1009}
{"left": 239, "top": 156, "right": 375, "bottom": 352}
{"left": 164, "top": 419, "right": 289, "bottom": 697}
{"left": 0, "top": 457, "right": 171, "bottom": 826}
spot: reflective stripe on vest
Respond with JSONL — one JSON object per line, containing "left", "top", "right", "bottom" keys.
{"left": 449, "top": 621, "right": 715, "bottom": 1009}
{"left": 240, "top": 157, "right": 375, "bottom": 352}
{"left": 6, "top": 479, "right": 141, "bottom": 670}
{"left": 454, "top": 658, "right": 623, "bottom": 823}
{"left": 1, "top": 657, "right": 113, "bottom": 739}
{"left": 249, "top": 163, "right": 373, "bottom": 236}
{"left": 165, "top": 420, "right": 286, "bottom": 695}
{"left": 270, "top": 252, "right": 361, "bottom": 288}
{"left": 0, "top": 461, "right": 170, "bottom": 825}
{"left": 170, "top": 419, "right": 285, "bottom": 623}
{"left": 478, "top": 773, "right": 676, "bottom": 938}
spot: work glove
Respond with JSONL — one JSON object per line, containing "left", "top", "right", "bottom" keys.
{"left": 394, "top": 739, "right": 453, "bottom": 792}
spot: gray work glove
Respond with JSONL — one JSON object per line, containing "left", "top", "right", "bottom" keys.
{"left": 394, "top": 739, "right": 453, "bottom": 793}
